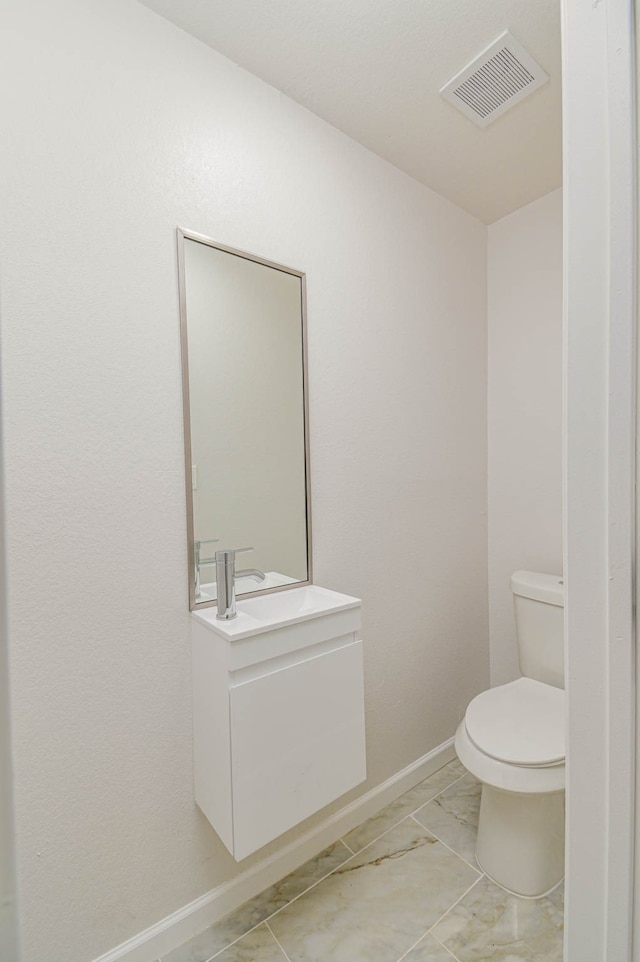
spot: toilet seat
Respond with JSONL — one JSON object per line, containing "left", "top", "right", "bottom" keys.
{"left": 465, "top": 677, "right": 565, "bottom": 767}
{"left": 455, "top": 678, "right": 565, "bottom": 795}
{"left": 455, "top": 722, "right": 565, "bottom": 794}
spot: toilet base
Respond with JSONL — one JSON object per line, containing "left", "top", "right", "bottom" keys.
{"left": 475, "top": 783, "right": 565, "bottom": 898}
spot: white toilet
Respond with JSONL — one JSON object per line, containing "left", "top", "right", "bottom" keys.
{"left": 455, "top": 570, "right": 565, "bottom": 898}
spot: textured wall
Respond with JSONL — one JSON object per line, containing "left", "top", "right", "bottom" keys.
{"left": 487, "top": 189, "right": 563, "bottom": 685}
{"left": 0, "top": 1, "right": 488, "bottom": 959}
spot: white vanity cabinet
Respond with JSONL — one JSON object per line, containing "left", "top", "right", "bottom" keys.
{"left": 191, "top": 586, "right": 366, "bottom": 860}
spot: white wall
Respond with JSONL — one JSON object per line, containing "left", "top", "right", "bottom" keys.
{"left": 0, "top": 1, "right": 488, "bottom": 960}
{"left": 487, "top": 189, "right": 563, "bottom": 686}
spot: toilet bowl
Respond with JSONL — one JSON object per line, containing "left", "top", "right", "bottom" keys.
{"left": 457, "top": 571, "right": 565, "bottom": 898}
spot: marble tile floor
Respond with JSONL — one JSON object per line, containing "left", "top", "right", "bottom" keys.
{"left": 162, "top": 758, "right": 564, "bottom": 962}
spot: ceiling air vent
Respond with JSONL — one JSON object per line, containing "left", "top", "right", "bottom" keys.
{"left": 439, "top": 31, "right": 549, "bottom": 128}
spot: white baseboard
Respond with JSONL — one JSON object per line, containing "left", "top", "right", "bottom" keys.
{"left": 94, "top": 737, "right": 455, "bottom": 962}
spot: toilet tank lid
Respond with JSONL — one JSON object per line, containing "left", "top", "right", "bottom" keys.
{"left": 511, "top": 570, "right": 564, "bottom": 607}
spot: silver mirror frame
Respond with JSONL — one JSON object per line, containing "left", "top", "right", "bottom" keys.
{"left": 176, "top": 227, "right": 313, "bottom": 611}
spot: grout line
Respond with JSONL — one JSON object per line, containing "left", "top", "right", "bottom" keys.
{"left": 340, "top": 837, "right": 356, "bottom": 855}
{"left": 202, "top": 844, "right": 356, "bottom": 961}
{"left": 204, "top": 917, "right": 279, "bottom": 962}
{"left": 394, "top": 915, "right": 466, "bottom": 962}
{"left": 266, "top": 921, "right": 293, "bottom": 962}
{"left": 255, "top": 798, "right": 480, "bottom": 962}
{"left": 408, "top": 772, "right": 469, "bottom": 814}
{"left": 395, "top": 934, "right": 426, "bottom": 962}
{"left": 395, "top": 928, "right": 462, "bottom": 962}
{"left": 402, "top": 771, "right": 469, "bottom": 822}
{"left": 205, "top": 840, "right": 482, "bottom": 962}
{"left": 258, "top": 788, "right": 472, "bottom": 937}
{"left": 206, "top": 938, "right": 243, "bottom": 961}
{"left": 430, "top": 930, "right": 464, "bottom": 962}
{"left": 343, "top": 769, "right": 469, "bottom": 858}
{"left": 246, "top": 840, "right": 356, "bottom": 932}
{"left": 337, "top": 812, "right": 421, "bottom": 860}
{"left": 445, "top": 762, "right": 465, "bottom": 777}
{"left": 204, "top": 838, "right": 356, "bottom": 959}
{"left": 408, "top": 814, "right": 481, "bottom": 875}
{"left": 424, "top": 873, "right": 485, "bottom": 939}
{"left": 207, "top": 808, "right": 477, "bottom": 962}
{"left": 171, "top": 766, "right": 471, "bottom": 962}
{"left": 333, "top": 837, "right": 357, "bottom": 863}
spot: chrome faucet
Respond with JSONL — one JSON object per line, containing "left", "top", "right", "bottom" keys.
{"left": 194, "top": 539, "right": 219, "bottom": 599}
{"left": 215, "top": 547, "right": 266, "bottom": 620}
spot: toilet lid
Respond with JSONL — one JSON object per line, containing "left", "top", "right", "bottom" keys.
{"left": 465, "top": 677, "right": 565, "bottom": 766}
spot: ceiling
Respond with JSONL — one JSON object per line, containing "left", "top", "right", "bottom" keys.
{"left": 138, "top": 0, "right": 562, "bottom": 223}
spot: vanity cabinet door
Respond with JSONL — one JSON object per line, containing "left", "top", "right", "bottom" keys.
{"left": 229, "top": 640, "right": 366, "bottom": 860}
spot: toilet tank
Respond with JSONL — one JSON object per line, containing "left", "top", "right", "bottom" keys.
{"left": 511, "top": 571, "right": 564, "bottom": 689}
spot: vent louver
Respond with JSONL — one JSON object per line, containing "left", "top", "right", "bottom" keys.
{"left": 440, "top": 31, "right": 549, "bottom": 128}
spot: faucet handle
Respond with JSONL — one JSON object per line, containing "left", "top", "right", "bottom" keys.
{"left": 215, "top": 546, "right": 254, "bottom": 564}
{"left": 194, "top": 538, "right": 219, "bottom": 561}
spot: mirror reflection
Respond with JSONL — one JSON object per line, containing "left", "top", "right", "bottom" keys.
{"left": 178, "top": 231, "right": 311, "bottom": 610}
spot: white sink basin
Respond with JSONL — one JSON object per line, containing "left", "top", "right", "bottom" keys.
{"left": 192, "top": 584, "right": 361, "bottom": 642}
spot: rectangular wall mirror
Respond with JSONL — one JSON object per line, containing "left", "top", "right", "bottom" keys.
{"left": 177, "top": 229, "right": 312, "bottom": 610}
